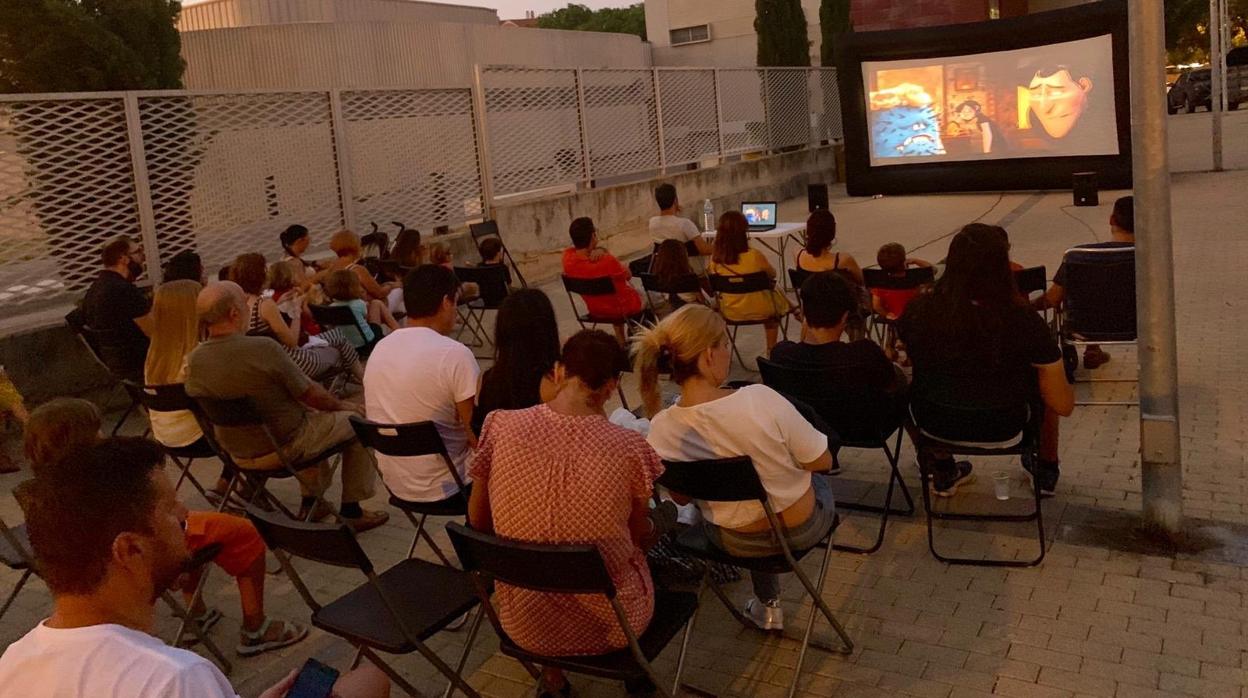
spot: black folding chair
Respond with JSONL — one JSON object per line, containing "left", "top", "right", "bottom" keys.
{"left": 446, "top": 523, "right": 700, "bottom": 698}
{"left": 122, "top": 381, "right": 232, "bottom": 507}
{"left": 637, "top": 272, "right": 704, "bottom": 316}
{"left": 1013, "top": 265, "right": 1048, "bottom": 298}
{"left": 706, "top": 272, "right": 793, "bottom": 369}
{"left": 757, "top": 358, "right": 914, "bottom": 554}
{"left": 349, "top": 417, "right": 467, "bottom": 567}
{"left": 910, "top": 396, "right": 1047, "bottom": 567}
{"left": 1057, "top": 246, "right": 1138, "bottom": 406}
{"left": 248, "top": 507, "right": 483, "bottom": 698}
{"left": 452, "top": 265, "right": 511, "bottom": 352}
{"left": 192, "top": 395, "right": 348, "bottom": 522}
{"left": 561, "top": 275, "right": 649, "bottom": 335}
{"left": 787, "top": 267, "right": 813, "bottom": 306}
{"left": 65, "top": 312, "right": 140, "bottom": 436}
{"left": 628, "top": 254, "right": 653, "bottom": 277}
{"left": 470, "top": 220, "right": 527, "bottom": 288}
{"left": 308, "top": 304, "right": 384, "bottom": 359}
{"left": 656, "top": 457, "right": 854, "bottom": 698}
{"left": 862, "top": 266, "right": 935, "bottom": 345}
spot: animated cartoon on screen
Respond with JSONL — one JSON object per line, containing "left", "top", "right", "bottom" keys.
{"left": 868, "top": 83, "right": 947, "bottom": 158}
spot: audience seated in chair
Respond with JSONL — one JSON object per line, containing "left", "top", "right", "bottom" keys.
{"left": 650, "top": 239, "right": 713, "bottom": 311}
{"left": 78, "top": 235, "right": 153, "bottom": 380}
{"left": 471, "top": 289, "right": 561, "bottom": 435}
{"left": 707, "top": 211, "right": 792, "bottom": 354}
{"left": 469, "top": 330, "right": 674, "bottom": 698}
{"left": 280, "top": 224, "right": 327, "bottom": 292}
{"left": 184, "top": 281, "right": 387, "bottom": 531}
{"left": 1036, "top": 195, "right": 1135, "bottom": 370}
{"left": 477, "top": 237, "right": 513, "bottom": 288}
{"left": 772, "top": 271, "right": 908, "bottom": 415}
{"left": 325, "top": 230, "right": 402, "bottom": 303}
{"left": 22, "top": 403, "right": 309, "bottom": 659}
{"left": 898, "top": 224, "right": 1074, "bottom": 497}
{"left": 323, "top": 269, "right": 399, "bottom": 350}
{"left": 230, "top": 253, "right": 364, "bottom": 383}
{"left": 562, "top": 216, "right": 645, "bottom": 346}
{"left": 871, "top": 242, "right": 933, "bottom": 360}
{"left": 635, "top": 305, "right": 835, "bottom": 631}
{"left": 649, "top": 183, "right": 713, "bottom": 257}
{"left": 364, "top": 265, "right": 480, "bottom": 505}
{"left": 163, "top": 251, "right": 206, "bottom": 285}
{"left": 0, "top": 437, "right": 389, "bottom": 698}
{"left": 796, "top": 209, "right": 864, "bottom": 286}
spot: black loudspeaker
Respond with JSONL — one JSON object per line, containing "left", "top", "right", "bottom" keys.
{"left": 1073, "top": 171, "right": 1099, "bottom": 207}
{"left": 808, "top": 183, "right": 829, "bottom": 212}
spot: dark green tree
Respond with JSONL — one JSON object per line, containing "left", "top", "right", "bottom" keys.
{"left": 0, "top": 0, "right": 184, "bottom": 93}
{"left": 819, "top": 0, "right": 852, "bottom": 67}
{"left": 1165, "top": 0, "right": 1248, "bottom": 65}
{"left": 537, "top": 3, "right": 646, "bottom": 40}
{"left": 756, "top": 0, "right": 810, "bottom": 67}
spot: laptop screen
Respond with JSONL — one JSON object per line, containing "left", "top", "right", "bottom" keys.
{"left": 740, "top": 202, "right": 777, "bottom": 227}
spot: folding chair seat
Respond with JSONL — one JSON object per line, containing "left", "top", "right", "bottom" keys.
{"left": 1056, "top": 245, "right": 1138, "bottom": 406}
{"left": 308, "top": 304, "right": 384, "bottom": 359}
{"left": 656, "top": 456, "right": 854, "bottom": 698}
{"left": 862, "top": 266, "right": 934, "bottom": 345}
{"left": 248, "top": 507, "right": 483, "bottom": 697}
{"left": 349, "top": 417, "right": 468, "bottom": 566}
{"left": 911, "top": 395, "right": 1047, "bottom": 567}
{"left": 193, "top": 395, "right": 346, "bottom": 521}
{"left": 706, "top": 271, "right": 794, "bottom": 369}
{"left": 757, "top": 357, "right": 914, "bottom": 554}
{"left": 446, "top": 522, "right": 699, "bottom": 698}
{"left": 470, "top": 220, "right": 528, "bottom": 288}
{"left": 66, "top": 312, "right": 140, "bottom": 436}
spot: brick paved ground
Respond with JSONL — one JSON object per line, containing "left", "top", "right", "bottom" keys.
{"left": 2, "top": 115, "right": 1247, "bottom": 697}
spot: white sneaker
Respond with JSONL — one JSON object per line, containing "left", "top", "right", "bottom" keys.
{"left": 743, "top": 597, "right": 784, "bottom": 631}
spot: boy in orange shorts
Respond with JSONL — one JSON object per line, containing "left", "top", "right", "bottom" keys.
{"left": 21, "top": 398, "right": 307, "bottom": 657}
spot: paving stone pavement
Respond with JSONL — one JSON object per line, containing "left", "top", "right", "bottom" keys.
{"left": 2, "top": 114, "right": 1248, "bottom": 697}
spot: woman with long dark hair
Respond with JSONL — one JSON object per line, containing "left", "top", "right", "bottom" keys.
{"left": 707, "top": 211, "right": 791, "bottom": 353}
{"left": 898, "top": 223, "right": 1072, "bottom": 496}
{"left": 471, "top": 289, "right": 562, "bottom": 434}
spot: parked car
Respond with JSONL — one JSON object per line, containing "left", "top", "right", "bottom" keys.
{"left": 1169, "top": 49, "right": 1248, "bottom": 114}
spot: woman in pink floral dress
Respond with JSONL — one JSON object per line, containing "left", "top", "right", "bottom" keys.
{"left": 468, "top": 330, "right": 665, "bottom": 697}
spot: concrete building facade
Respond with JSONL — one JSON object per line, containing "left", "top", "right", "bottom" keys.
{"left": 177, "top": 0, "right": 498, "bottom": 31}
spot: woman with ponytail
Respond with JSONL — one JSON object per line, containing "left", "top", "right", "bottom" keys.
{"left": 634, "top": 304, "right": 835, "bottom": 632}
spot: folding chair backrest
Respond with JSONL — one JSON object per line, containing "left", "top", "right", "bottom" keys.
{"left": 707, "top": 271, "right": 774, "bottom": 296}
{"left": 124, "top": 381, "right": 195, "bottom": 414}
{"left": 1013, "top": 266, "right": 1047, "bottom": 297}
{"left": 309, "top": 304, "right": 360, "bottom": 331}
{"left": 349, "top": 417, "right": 448, "bottom": 457}
{"left": 1062, "top": 246, "right": 1137, "bottom": 340}
{"left": 638, "top": 272, "right": 702, "bottom": 296}
{"left": 445, "top": 522, "right": 615, "bottom": 596}
{"left": 629, "top": 254, "right": 653, "bottom": 277}
{"left": 453, "top": 265, "right": 510, "bottom": 306}
{"left": 193, "top": 395, "right": 264, "bottom": 428}
{"left": 247, "top": 506, "right": 373, "bottom": 573}
{"left": 910, "top": 391, "right": 1035, "bottom": 446}
{"left": 862, "top": 266, "right": 934, "bottom": 291}
{"left": 655, "top": 456, "right": 766, "bottom": 503}
{"left": 757, "top": 358, "right": 897, "bottom": 443}
{"left": 561, "top": 274, "right": 616, "bottom": 298}
{"left": 469, "top": 220, "right": 500, "bottom": 244}
{"left": 788, "top": 268, "right": 813, "bottom": 294}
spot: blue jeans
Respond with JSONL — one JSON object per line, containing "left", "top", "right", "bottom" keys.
{"left": 706, "top": 474, "right": 836, "bottom": 603}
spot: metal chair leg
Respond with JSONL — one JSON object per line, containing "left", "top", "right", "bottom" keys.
{"left": 0, "top": 569, "right": 31, "bottom": 621}
{"left": 442, "top": 605, "right": 486, "bottom": 698}
{"left": 360, "top": 646, "right": 425, "bottom": 697}
{"left": 161, "top": 592, "right": 233, "bottom": 675}
{"left": 409, "top": 638, "right": 482, "bottom": 698}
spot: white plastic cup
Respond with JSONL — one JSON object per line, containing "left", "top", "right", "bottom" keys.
{"left": 992, "top": 471, "right": 1010, "bottom": 501}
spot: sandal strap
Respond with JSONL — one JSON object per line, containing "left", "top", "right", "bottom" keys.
{"left": 241, "top": 617, "right": 275, "bottom": 641}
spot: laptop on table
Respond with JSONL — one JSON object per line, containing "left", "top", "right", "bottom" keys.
{"left": 740, "top": 202, "right": 778, "bottom": 232}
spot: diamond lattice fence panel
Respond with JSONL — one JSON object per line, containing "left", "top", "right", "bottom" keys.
{"left": 657, "top": 69, "right": 720, "bottom": 167}
{"left": 766, "top": 69, "right": 814, "bottom": 149}
{"left": 139, "top": 92, "right": 344, "bottom": 274}
{"left": 580, "top": 69, "right": 660, "bottom": 179}
{"left": 0, "top": 97, "right": 138, "bottom": 321}
{"left": 717, "top": 69, "right": 768, "bottom": 156}
{"left": 341, "top": 89, "right": 483, "bottom": 234}
{"left": 481, "top": 68, "right": 584, "bottom": 197}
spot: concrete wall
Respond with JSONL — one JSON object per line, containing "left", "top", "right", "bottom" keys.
{"left": 181, "top": 21, "right": 652, "bottom": 89}
{"left": 178, "top": 0, "right": 499, "bottom": 32}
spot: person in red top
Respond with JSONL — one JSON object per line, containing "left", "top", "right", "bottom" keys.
{"left": 561, "top": 217, "right": 644, "bottom": 345}
{"left": 871, "top": 243, "right": 933, "bottom": 361}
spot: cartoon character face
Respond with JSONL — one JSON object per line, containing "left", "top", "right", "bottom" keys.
{"left": 871, "top": 105, "right": 947, "bottom": 158}
{"left": 1027, "top": 69, "right": 1092, "bottom": 139}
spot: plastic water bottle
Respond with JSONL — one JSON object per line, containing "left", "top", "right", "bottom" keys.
{"left": 702, "top": 199, "right": 715, "bottom": 232}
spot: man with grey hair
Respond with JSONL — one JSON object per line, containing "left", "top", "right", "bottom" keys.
{"left": 185, "top": 282, "right": 388, "bottom": 531}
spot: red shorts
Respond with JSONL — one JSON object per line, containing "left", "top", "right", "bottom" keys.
{"left": 185, "top": 512, "right": 266, "bottom": 577}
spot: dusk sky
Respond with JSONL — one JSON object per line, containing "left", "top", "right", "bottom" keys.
{"left": 182, "top": 0, "right": 634, "bottom": 20}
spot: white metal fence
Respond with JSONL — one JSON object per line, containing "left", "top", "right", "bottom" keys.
{"left": 0, "top": 66, "right": 840, "bottom": 331}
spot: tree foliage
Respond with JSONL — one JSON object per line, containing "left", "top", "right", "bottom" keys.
{"left": 536, "top": 3, "right": 646, "bottom": 40}
{"left": 756, "top": 0, "right": 810, "bottom": 66}
{"left": 1166, "top": 0, "right": 1248, "bottom": 65}
{"left": 819, "top": 0, "right": 852, "bottom": 67}
{"left": 0, "top": 0, "right": 183, "bottom": 93}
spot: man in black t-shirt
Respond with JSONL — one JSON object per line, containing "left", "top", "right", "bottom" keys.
{"left": 78, "top": 236, "right": 152, "bottom": 379}
{"left": 1037, "top": 195, "right": 1134, "bottom": 369}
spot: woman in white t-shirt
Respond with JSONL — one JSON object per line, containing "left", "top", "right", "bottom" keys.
{"left": 633, "top": 304, "right": 836, "bottom": 632}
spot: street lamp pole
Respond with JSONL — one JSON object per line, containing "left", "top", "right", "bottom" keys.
{"left": 1211, "top": 0, "right": 1224, "bottom": 172}
{"left": 1129, "top": 0, "right": 1184, "bottom": 536}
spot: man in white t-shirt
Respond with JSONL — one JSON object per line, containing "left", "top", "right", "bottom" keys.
{"left": 0, "top": 437, "right": 388, "bottom": 698}
{"left": 648, "top": 183, "right": 714, "bottom": 258}
{"left": 364, "top": 265, "right": 479, "bottom": 503}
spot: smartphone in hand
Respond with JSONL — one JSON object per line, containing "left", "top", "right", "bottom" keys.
{"left": 286, "top": 658, "right": 340, "bottom": 698}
